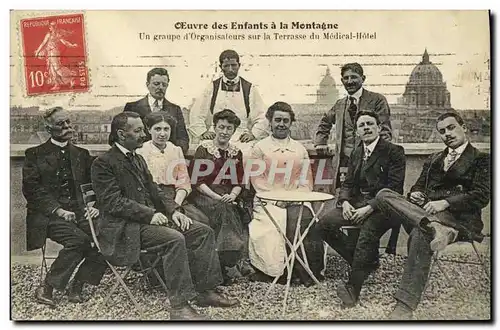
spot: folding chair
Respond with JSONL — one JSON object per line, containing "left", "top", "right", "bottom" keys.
{"left": 39, "top": 241, "right": 57, "bottom": 286}
{"left": 426, "top": 233, "right": 490, "bottom": 292}
{"left": 80, "top": 183, "right": 169, "bottom": 319}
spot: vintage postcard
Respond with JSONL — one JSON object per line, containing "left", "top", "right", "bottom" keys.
{"left": 10, "top": 10, "right": 491, "bottom": 321}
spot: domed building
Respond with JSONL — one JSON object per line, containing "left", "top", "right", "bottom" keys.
{"left": 398, "top": 49, "right": 452, "bottom": 110}
{"left": 316, "top": 67, "right": 339, "bottom": 105}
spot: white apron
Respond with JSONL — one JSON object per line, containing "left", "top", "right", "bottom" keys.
{"left": 248, "top": 198, "right": 314, "bottom": 277}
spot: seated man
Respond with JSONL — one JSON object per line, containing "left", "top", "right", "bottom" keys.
{"left": 22, "top": 107, "right": 107, "bottom": 306}
{"left": 317, "top": 110, "right": 406, "bottom": 266}
{"left": 336, "top": 112, "right": 491, "bottom": 320}
{"left": 91, "top": 111, "right": 239, "bottom": 320}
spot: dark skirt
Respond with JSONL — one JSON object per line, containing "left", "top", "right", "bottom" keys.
{"left": 189, "top": 185, "right": 245, "bottom": 254}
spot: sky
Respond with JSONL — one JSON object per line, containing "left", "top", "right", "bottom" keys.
{"left": 10, "top": 10, "right": 491, "bottom": 111}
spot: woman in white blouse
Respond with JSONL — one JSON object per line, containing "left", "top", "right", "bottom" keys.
{"left": 137, "top": 112, "right": 208, "bottom": 227}
{"left": 248, "top": 102, "right": 325, "bottom": 286}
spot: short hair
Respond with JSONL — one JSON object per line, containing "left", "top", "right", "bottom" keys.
{"left": 144, "top": 112, "right": 177, "bottom": 130}
{"left": 265, "top": 101, "right": 296, "bottom": 122}
{"left": 355, "top": 110, "right": 380, "bottom": 125}
{"left": 341, "top": 63, "right": 364, "bottom": 77}
{"left": 42, "top": 106, "right": 64, "bottom": 128}
{"left": 146, "top": 68, "right": 169, "bottom": 83}
{"left": 436, "top": 112, "right": 465, "bottom": 127}
{"left": 219, "top": 49, "right": 240, "bottom": 65}
{"left": 108, "top": 111, "right": 141, "bottom": 146}
{"left": 213, "top": 109, "right": 241, "bottom": 128}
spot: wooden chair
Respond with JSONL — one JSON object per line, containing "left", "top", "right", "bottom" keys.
{"left": 80, "top": 183, "right": 169, "bottom": 319}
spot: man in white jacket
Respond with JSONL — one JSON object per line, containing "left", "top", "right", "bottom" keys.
{"left": 188, "top": 49, "right": 268, "bottom": 157}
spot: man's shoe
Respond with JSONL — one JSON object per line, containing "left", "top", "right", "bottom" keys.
{"left": 170, "top": 304, "right": 208, "bottom": 320}
{"left": 195, "top": 290, "right": 240, "bottom": 308}
{"left": 388, "top": 301, "right": 413, "bottom": 320}
{"left": 237, "top": 259, "right": 256, "bottom": 277}
{"left": 35, "top": 284, "right": 56, "bottom": 307}
{"left": 429, "top": 222, "right": 459, "bottom": 252}
{"left": 336, "top": 283, "right": 358, "bottom": 308}
{"left": 68, "top": 280, "right": 85, "bottom": 303}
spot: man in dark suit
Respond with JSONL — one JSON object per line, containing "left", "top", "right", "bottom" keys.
{"left": 336, "top": 112, "right": 491, "bottom": 320}
{"left": 124, "top": 67, "right": 189, "bottom": 154}
{"left": 22, "top": 107, "right": 107, "bottom": 307}
{"left": 317, "top": 110, "right": 406, "bottom": 266}
{"left": 91, "top": 111, "right": 238, "bottom": 320}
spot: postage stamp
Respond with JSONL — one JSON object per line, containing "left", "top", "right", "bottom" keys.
{"left": 20, "top": 13, "right": 88, "bottom": 96}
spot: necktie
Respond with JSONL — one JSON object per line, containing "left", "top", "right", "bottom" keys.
{"left": 445, "top": 150, "right": 458, "bottom": 171}
{"left": 348, "top": 96, "right": 357, "bottom": 123}
{"left": 153, "top": 99, "right": 161, "bottom": 111}
{"left": 363, "top": 147, "right": 371, "bottom": 161}
{"left": 126, "top": 152, "right": 141, "bottom": 172}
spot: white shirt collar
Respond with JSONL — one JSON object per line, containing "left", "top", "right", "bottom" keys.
{"left": 148, "top": 94, "right": 163, "bottom": 110}
{"left": 115, "top": 142, "right": 133, "bottom": 156}
{"left": 222, "top": 75, "right": 240, "bottom": 85}
{"left": 363, "top": 136, "right": 380, "bottom": 154}
{"left": 448, "top": 141, "right": 469, "bottom": 156}
{"left": 347, "top": 87, "right": 364, "bottom": 103}
{"left": 50, "top": 138, "right": 68, "bottom": 147}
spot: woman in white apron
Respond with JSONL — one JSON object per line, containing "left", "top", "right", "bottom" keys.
{"left": 248, "top": 101, "right": 325, "bottom": 285}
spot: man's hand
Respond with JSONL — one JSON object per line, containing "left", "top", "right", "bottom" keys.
{"left": 315, "top": 145, "right": 333, "bottom": 157}
{"left": 341, "top": 201, "right": 355, "bottom": 221}
{"left": 423, "top": 200, "right": 450, "bottom": 215}
{"left": 239, "top": 132, "right": 255, "bottom": 143}
{"left": 220, "top": 193, "right": 237, "bottom": 203}
{"left": 171, "top": 211, "right": 193, "bottom": 231}
{"left": 151, "top": 212, "right": 168, "bottom": 226}
{"left": 56, "top": 208, "right": 76, "bottom": 223}
{"left": 409, "top": 191, "right": 427, "bottom": 206}
{"left": 201, "top": 131, "right": 216, "bottom": 140}
{"left": 84, "top": 206, "right": 99, "bottom": 219}
{"left": 351, "top": 205, "right": 374, "bottom": 225}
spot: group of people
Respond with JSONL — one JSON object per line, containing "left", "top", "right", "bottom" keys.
{"left": 22, "top": 49, "right": 490, "bottom": 321}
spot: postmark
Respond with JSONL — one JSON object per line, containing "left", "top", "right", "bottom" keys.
{"left": 20, "top": 13, "right": 88, "bottom": 96}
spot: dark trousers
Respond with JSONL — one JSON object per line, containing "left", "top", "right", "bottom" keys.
{"left": 370, "top": 188, "right": 458, "bottom": 310}
{"left": 46, "top": 216, "right": 107, "bottom": 291}
{"left": 317, "top": 198, "right": 377, "bottom": 265}
{"left": 139, "top": 220, "right": 223, "bottom": 307}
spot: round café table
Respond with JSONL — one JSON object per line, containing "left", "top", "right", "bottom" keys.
{"left": 255, "top": 190, "right": 334, "bottom": 314}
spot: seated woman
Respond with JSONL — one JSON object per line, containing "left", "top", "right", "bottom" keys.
{"left": 189, "top": 109, "right": 250, "bottom": 284}
{"left": 248, "top": 101, "right": 325, "bottom": 286}
{"left": 137, "top": 112, "right": 208, "bottom": 230}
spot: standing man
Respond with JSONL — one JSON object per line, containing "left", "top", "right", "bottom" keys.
{"left": 188, "top": 49, "right": 268, "bottom": 157}
{"left": 124, "top": 67, "right": 190, "bottom": 154}
{"left": 314, "top": 62, "right": 392, "bottom": 192}
{"left": 91, "top": 112, "right": 239, "bottom": 320}
{"left": 317, "top": 111, "right": 405, "bottom": 266}
{"left": 336, "top": 112, "right": 490, "bottom": 320}
{"left": 22, "top": 107, "right": 107, "bottom": 307}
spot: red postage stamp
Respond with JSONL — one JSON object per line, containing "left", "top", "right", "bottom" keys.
{"left": 20, "top": 13, "right": 89, "bottom": 96}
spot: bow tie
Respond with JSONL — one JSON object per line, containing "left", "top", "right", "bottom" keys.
{"left": 221, "top": 80, "right": 240, "bottom": 92}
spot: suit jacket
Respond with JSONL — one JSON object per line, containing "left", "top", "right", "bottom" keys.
{"left": 22, "top": 140, "right": 94, "bottom": 251}
{"left": 91, "top": 145, "right": 180, "bottom": 266}
{"left": 124, "top": 96, "right": 190, "bottom": 154}
{"left": 338, "top": 138, "right": 406, "bottom": 209}
{"left": 314, "top": 89, "right": 393, "bottom": 191}
{"left": 410, "top": 143, "right": 490, "bottom": 235}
